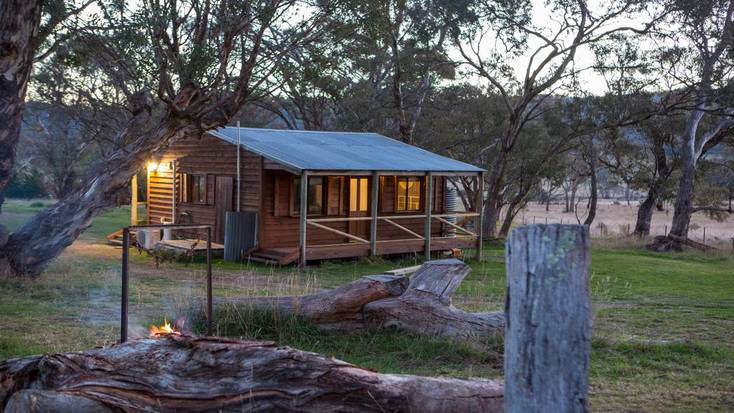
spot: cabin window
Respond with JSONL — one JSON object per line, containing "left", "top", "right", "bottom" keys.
{"left": 349, "top": 177, "right": 369, "bottom": 212}
{"left": 292, "top": 177, "right": 325, "bottom": 215}
{"left": 183, "top": 174, "right": 206, "bottom": 204}
{"left": 396, "top": 176, "right": 422, "bottom": 212}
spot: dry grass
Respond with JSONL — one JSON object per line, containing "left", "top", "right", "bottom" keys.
{"left": 518, "top": 200, "right": 734, "bottom": 247}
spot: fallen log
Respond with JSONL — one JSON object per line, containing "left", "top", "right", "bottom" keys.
{"left": 0, "top": 335, "right": 503, "bottom": 413}
{"left": 215, "top": 259, "right": 504, "bottom": 340}
{"left": 647, "top": 234, "right": 716, "bottom": 252}
{"left": 363, "top": 259, "right": 505, "bottom": 340}
{"left": 223, "top": 273, "right": 409, "bottom": 331}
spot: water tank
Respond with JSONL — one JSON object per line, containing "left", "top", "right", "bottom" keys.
{"left": 445, "top": 187, "right": 458, "bottom": 237}
{"left": 224, "top": 211, "right": 258, "bottom": 261}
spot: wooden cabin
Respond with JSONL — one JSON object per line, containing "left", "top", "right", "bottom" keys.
{"left": 142, "top": 127, "right": 485, "bottom": 265}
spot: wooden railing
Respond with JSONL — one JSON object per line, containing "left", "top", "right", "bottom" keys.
{"left": 305, "top": 212, "right": 480, "bottom": 246}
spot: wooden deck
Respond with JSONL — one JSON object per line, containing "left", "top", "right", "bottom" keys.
{"left": 250, "top": 237, "right": 474, "bottom": 265}
{"left": 156, "top": 239, "right": 225, "bottom": 253}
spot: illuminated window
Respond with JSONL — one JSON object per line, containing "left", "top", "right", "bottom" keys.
{"left": 349, "top": 177, "right": 369, "bottom": 212}
{"left": 396, "top": 177, "right": 421, "bottom": 211}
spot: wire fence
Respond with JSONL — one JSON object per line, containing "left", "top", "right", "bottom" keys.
{"left": 518, "top": 215, "right": 734, "bottom": 251}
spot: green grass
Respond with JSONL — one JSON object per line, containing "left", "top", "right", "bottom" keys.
{"left": 190, "top": 304, "right": 503, "bottom": 377}
{"left": 1, "top": 198, "right": 733, "bottom": 411}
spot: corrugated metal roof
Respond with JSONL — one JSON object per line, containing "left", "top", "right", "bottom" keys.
{"left": 208, "top": 127, "right": 484, "bottom": 173}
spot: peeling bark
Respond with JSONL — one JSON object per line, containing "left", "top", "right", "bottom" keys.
{"left": 0, "top": 0, "right": 43, "bottom": 220}
{"left": 0, "top": 336, "right": 504, "bottom": 412}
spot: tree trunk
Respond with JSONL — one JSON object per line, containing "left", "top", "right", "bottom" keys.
{"left": 482, "top": 156, "right": 507, "bottom": 239}
{"left": 221, "top": 260, "right": 505, "bottom": 341}
{"left": 634, "top": 194, "right": 656, "bottom": 236}
{"left": 482, "top": 199, "right": 500, "bottom": 239}
{"left": 583, "top": 150, "right": 597, "bottom": 226}
{"left": 0, "top": 0, "right": 43, "bottom": 218}
{"left": 634, "top": 142, "right": 671, "bottom": 236}
{"left": 669, "top": 151, "right": 696, "bottom": 241}
{"left": 0, "top": 335, "right": 504, "bottom": 412}
{"left": 498, "top": 199, "right": 526, "bottom": 238}
{"left": 0, "top": 113, "right": 201, "bottom": 276}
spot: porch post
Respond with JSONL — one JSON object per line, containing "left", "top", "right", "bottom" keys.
{"left": 424, "top": 172, "right": 433, "bottom": 260}
{"left": 130, "top": 173, "right": 138, "bottom": 226}
{"left": 299, "top": 170, "right": 308, "bottom": 267}
{"left": 475, "top": 172, "right": 484, "bottom": 261}
{"left": 171, "top": 160, "right": 177, "bottom": 223}
{"left": 370, "top": 171, "right": 379, "bottom": 256}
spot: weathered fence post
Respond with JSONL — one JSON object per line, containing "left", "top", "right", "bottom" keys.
{"left": 505, "top": 224, "right": 592, "bottom": 413}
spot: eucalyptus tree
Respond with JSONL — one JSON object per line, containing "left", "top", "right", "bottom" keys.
{"left": 415, "top": 83, "right": 579, "bottom": 236}
{"left": 413, "top": 84, "right": 501, "bottom": 211}
{"left": 451, "top": 0, "right": 662, "bottom": 238}
{"left": 651, "top": 0, "right": 734, "bottom": 248}
{"left": 1, "top": 0, "right": 329, "bottom": 276}
{"left": 252, "top": 20, "right": 349, "bottom": 130}
{"left": 342, "top": 0, "right": 465, "bottom": 143}
{"left": 0, "top": 0, "right": 92, "bottom": 243}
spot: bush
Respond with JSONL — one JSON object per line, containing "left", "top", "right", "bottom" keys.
{"left": 5, "top": 170, "right": 47, "bottom": 199}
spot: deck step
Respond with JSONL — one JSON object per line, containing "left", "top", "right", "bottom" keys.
{"left": 106, "top": 229, "right": 137, "bottom": 246}
{"left": 250, "top": 248, "right": 299, "bottom": 265}
{"left": 246, "top": 255, "right": 280, "bottom": 265}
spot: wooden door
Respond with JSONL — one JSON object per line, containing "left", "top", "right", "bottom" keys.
{"left": 214, "top": 176, "right": 234, "bottom": 243}
{"left": 348, "top": 177, "right": 370, "bottom": 241}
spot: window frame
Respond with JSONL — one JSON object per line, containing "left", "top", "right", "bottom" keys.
{"left": 394, "top": 176, "right": 424, "bottom": 213}
{"left": 182, "top": 173, "right": 207, "bottom": 205}
{"left": 347, "top": 176, "right": 370, "bottom": 214}
{"left": 291, "top": 176, "right": 326, "bottom": 217}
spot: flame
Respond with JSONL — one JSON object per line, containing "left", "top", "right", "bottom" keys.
{"left": 149, "top": 318, "right": 180, "bottom": 337}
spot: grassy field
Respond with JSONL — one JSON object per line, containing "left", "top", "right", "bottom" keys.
{"left": 1, "top": 199, "right": 732, "bottom": 412}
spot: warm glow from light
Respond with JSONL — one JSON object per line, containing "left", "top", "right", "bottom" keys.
{"left": 147, "top": 162, "right": 159, "bottom": 172}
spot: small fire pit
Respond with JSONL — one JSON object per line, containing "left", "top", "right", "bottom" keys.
{"left": 149, "top": 319, "right": 182, "bottom": 337}
{"left": 120, "top": 223, "right": 214, "bottom": 342}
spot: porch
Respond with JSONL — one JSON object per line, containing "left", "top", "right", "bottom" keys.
{"left": 294, "top": 170, "right": 485, "bottom": 266}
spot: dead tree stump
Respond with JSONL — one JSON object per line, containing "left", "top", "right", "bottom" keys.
{"left": 0, "top": 336, "right": 504, "bottom": 412}
{"left": 505, "top": 224, "right": 592, "bottom": 413}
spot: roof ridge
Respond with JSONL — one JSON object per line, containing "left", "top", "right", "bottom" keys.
{"left": 221, "top": 126, "right": 377, "bottom": 135}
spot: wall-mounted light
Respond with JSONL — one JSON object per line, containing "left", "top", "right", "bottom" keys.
{"left": 147, "top": 162, "right": 159, "bottom": 172}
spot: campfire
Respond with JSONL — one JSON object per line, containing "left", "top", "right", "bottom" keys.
{"left": 149, "top": 318, "right": 182, "bottom": 337}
